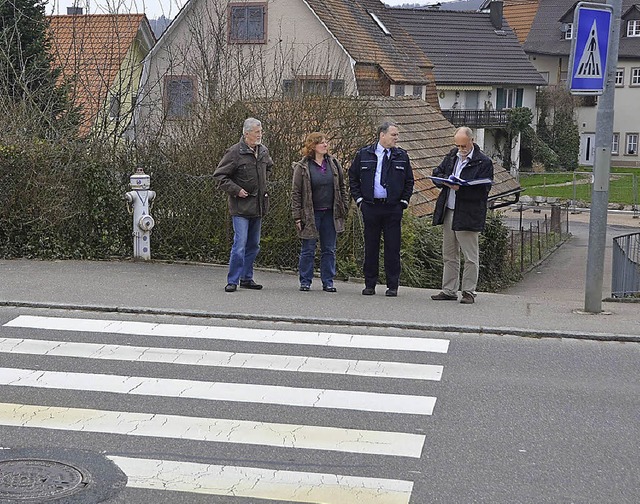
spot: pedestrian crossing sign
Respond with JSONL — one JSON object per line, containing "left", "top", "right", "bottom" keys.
{"left": 568, "top": 3, "right": 613, "bottom": 95}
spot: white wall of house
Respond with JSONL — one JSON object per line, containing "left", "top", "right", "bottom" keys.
{"left": 135, "top": 0, "right": 356, "bottom": 140}
{"left": 528, "top": 55, "right": 640, "bottom": 167}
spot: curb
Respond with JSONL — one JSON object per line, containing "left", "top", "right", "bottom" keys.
{"left": 2, "top": 300, "right": 639, "bottom": 344}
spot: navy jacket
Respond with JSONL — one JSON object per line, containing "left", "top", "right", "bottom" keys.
{"left": 432, "top": 144, "right": 493, "bottom": 232}
{"left": 348, "top": 143, "right": 414, "bottom": 207}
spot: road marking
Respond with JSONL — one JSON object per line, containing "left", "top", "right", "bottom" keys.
{"left": 0, "top": 337, "right": 443, "bottom": 381}
{"left": 0, "top": 402, "right": 425, "bottom": 457}
{"left": 4, "top": 315, "right": 450, "bottom": 353}
{"left": 108, "top": 455, "right": 414, "bottom": 504}
{"left": 0, "top": 368, "right": 436, "bottom": 415}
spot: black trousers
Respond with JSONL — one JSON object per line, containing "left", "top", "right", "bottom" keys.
{"left": 361, "top": 201, "right": 403, "bottom": 289}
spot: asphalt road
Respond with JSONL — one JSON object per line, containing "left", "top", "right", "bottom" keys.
{"left": 0, "top": 307, "right": 638, "bottom": 504}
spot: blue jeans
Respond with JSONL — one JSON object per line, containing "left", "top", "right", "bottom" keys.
{"left": 228, "top": 216, "right": 261, "bottom": 285}
{"left": 299, "top": 210, "right": 337, "bottom": 287}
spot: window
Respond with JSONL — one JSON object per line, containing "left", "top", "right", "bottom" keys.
{"left": 627, "top": 20, "right": 640, "bottom": 37}
{"left": 496, "top": 88, "right": 523, "bottom": 109}
{"left": 625, "top": 133, "right": 638, "bottom": 155}
{"left": 229, "top": 3, "right": 266, "bottom": 43}
{"left": 564, "top": 23, "right": 573, "bottom": 39}
{"left": 164, "top": 75, "right": 196, "bottom": 119}
{"left": 282, "top": 77, "right": 344, "bottom": 96}
{"left": 394, "top": 84, "right": 405, "bottom": 97}
{"left": 559, "top": 70, "right": 568, "bottom": 83}
{"left": 540, "top": 71, "right": 550, "bottom": 83}
{"left": 369, "top": 11, "right": 391, "bottom": 35}
{"left": 612, "top": 133, "right": 619, "bottom": 155}
{"left": 631, "top": 68, "right": 640, "bottom": 86}
{"left": 108, "top": 94, "right": 120, "bottom": 121}
{"left": 412, "top": 85, "right": 422, "bottom": 97}
{"left": 615, "top": 68, "right": 625, "bottom": 86}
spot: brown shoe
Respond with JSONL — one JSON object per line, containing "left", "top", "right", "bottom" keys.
{"left": 431, "top": 292, "right": 457, "bottom": 301}
{"left": 460, "top": 291, "right": 475, "bottom": 304}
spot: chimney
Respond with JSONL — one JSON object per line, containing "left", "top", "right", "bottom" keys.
{"left": 67, "top": 6, "right": 83, "bottom": 15}
{"left": 490, "top": 1, "right": 503, "bottom": 31}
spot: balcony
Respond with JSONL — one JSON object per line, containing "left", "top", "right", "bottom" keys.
{"left": 442, "top": 109, "right": 509, "bottom": 128}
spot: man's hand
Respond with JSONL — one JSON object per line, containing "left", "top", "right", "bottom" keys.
{"left": 238, "top": 188, "right": 249, "bottom": 198}
{"left": 295, "top": 220, "right": 303, "bottom": 232}
{"left": 444, "top": 182, "right": 460, "bottom": 191}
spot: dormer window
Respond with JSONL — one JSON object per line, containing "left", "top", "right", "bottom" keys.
{"left": 627, "top": 19, "right": 640, "bottom": 37}
{"left": 369, "top": 11, "right": 391, "bottom": 36}
{"left": 563, "top": 22, "right": 573, "bottom": 40}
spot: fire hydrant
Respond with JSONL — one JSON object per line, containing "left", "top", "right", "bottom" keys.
{"left": 125, "top": 167, "right": 156, "bottom": 260}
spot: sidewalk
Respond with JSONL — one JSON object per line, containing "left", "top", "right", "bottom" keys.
{"left": 1, "top": 214, "right": 638, "bottom": 341}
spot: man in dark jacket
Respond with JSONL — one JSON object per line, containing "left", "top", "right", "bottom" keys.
{"left": 214, "top": 118, "right": 273, "bottom": 293}
{"left": 349, "top": 121, "right": 414, "bottom": 297}
{"left": 431, "top": 126, "right": 493, "bottom": 304}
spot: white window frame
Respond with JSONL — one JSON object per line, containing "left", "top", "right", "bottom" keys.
{"left": 627, "top": 19, "right": 640, "bottom": 37}
{"left": 612, "top": 133, "right": 619, "bottom": 155}
{"left": 564, "top": 23, "right": 573, "bottom": 39}
{"left": 615, "top": 68, "right": 625, "bottom": 86}
{"left": 631, "top": 68, "right": 640, "bottom": 86}
{"left": 625, "top": 133, "right": 638, "bottom": 155}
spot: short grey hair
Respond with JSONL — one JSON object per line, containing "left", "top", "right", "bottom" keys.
{"left": 455, "top": 126, "right": 474, "bottom": 140}
{"left": 377, "top": 120, "right": 398, "bottom": 138}
{"left": 243, "top": 117, "right": 262, "bottom": 134}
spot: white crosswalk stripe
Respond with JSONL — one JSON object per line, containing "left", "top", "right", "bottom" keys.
{"left": 1, "top": 315, "right": 450, "bottom": 503}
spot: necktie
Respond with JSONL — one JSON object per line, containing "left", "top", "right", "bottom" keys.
{"left": 381, "top": 149, "right": 390, "bottom": 187}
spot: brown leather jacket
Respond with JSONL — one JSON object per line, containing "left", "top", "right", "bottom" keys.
{"left": 214, "top": 138, "right": 273, "bottom": 217}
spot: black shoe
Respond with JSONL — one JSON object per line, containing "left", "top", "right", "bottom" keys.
{"left": 299, "top": 285, "right": 310, "bottom": 292}
{"left": 240, "top": 279, "right": 263, "bottom": 290}
{"left": 431, "top": 291, "right": 457, "bottom": 301}
{"left": 385, "top": 288, "right": 398, "bottom": 297}
{"left": 323, "top": 285, "right": 337, "bottom": 292}
{"left": 362, "top": 287, "right": 376, "bottom": 295}
{"left": 224, "top": 283, "right": 237, "bottom": 292}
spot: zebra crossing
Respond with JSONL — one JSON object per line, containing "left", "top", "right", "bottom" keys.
{"left": 0, "top": 314, "right": 451, "bottom": 503}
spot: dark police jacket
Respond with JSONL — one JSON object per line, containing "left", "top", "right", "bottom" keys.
{"left": 432, "top": 144, "right": 493, "bottom": 232}
{"left": 348, "top": 143, "right": 414, "bottom": 207}
{"left": 214, "top": 138, "right": 273, "bottom": 217}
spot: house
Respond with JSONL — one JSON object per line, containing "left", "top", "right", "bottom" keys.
{"left": 500, "top": 0, "right": 640, "bottom": 167}
{"left": 388, "top": 1, "right": 547, "bottom": 174}
{"left": 133, "top": 0, "right": 439, "bottom": 141}
{"left": 48, "top": 8, "right": 155, "bottom": 139}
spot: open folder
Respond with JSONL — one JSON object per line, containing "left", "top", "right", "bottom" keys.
{"left": 428, "top": 175, "right": 493, "bottom": 186}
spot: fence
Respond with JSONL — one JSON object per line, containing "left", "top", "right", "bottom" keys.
{"left": 507, "top": 204, "right": 569, "bottom": 272}
{"left": 611, "top": 232, "right": 640, "bottom": 298}
{"left": 519, "top": 171, "right": 639, "bottom": 215}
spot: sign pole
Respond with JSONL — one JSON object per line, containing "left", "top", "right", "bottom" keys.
{"left": 583, "top": 0, "right": 621, "bottom": 312}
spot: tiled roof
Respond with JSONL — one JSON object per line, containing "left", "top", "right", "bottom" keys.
{"left": 502, "top": 0, "right": 540, "bottom": 43}
{"left": 305, "top": 0, "right": 435, "bottom": 83}
{"left": 48, "top": 14, "right": 153, "bottom": 135}
{"left": 369, "top": 97, "right": 521, "bottom": 217}
{"left": 388, "top": 9, "right": 546, "bottom": 86}
{"left": 522, "top": 0, "right": 640, "bottom": 58}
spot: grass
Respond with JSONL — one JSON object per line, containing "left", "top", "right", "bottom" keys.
{"left": 519, "top": 169, "right": 639, "bottom": 205}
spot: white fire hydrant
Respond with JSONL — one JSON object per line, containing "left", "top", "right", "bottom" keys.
{"left": 125, "top": 167, "right": 156, "bottom": 260}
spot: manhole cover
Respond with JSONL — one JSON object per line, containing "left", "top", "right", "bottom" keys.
{"left": 0, "top": 459, "right": 86, "bottom": 501}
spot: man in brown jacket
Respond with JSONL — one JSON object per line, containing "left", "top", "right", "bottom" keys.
{"left": 214, "top": 118, "right": 273, "bottom": 292}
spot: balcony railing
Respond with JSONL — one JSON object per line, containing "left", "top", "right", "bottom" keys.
{"left": 442, "top": 109, "right": 509, "bottom": 128}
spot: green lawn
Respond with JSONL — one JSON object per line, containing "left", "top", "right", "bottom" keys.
{"left": 519, "top": 170, "right": 639, "bottom": 205}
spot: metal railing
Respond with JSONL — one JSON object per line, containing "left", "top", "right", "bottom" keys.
{"left": 508, "top": 204, "right": 569, "bottom": 272}
{"left": 611, "top": 232, "right": 640, "bottom": 298}
{"left": 441, "top": 109, "right": 509, "bottom": 128}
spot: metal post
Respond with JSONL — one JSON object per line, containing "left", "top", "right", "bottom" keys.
{"left": 584, "top": 0, "right": 622, "bottom": 312}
